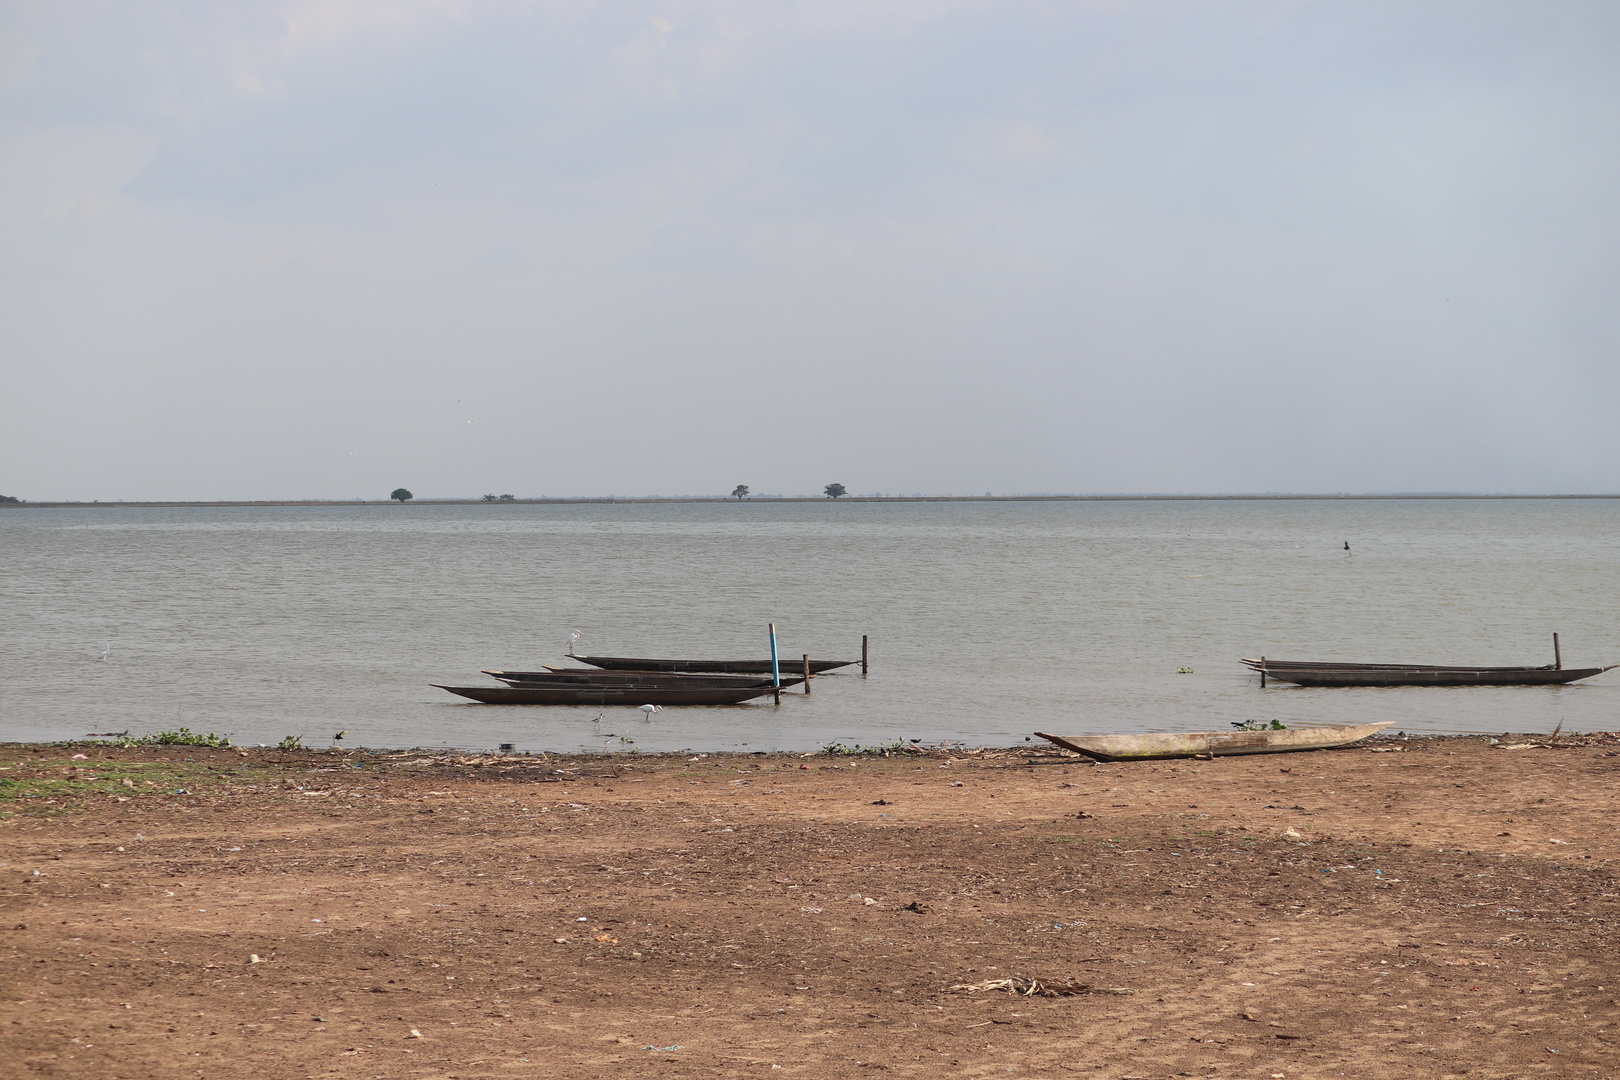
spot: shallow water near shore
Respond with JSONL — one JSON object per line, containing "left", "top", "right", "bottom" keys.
{"left": 3, "top": 499, "right": 1617, "bottom": 752}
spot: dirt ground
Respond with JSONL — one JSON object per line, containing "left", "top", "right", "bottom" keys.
{"left": 3, "top": 732, "right": 1619, "bottom": 1080}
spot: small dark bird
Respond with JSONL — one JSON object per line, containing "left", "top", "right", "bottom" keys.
{"left": 1344, "top": 541, "right": 1351, "bottom": 553}
{"left": 333, "top": 730, "right": 347, "bottom": 741}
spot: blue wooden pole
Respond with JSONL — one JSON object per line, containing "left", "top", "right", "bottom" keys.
{"left": 769, "top": 622, "right": 781, "bottom": 705}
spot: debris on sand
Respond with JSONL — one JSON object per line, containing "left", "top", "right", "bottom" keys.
{"left": 950, "top": 976, "right": 1132, "bottom": 997}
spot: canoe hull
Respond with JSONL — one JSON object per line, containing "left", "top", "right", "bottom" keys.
{"left": 570, "top": 654, "right": 855, "bottom": 674}
{"left": 1035, "top": 722, "right": 1393, "bottom": 762}
{"left": 483, "top": 669, "right": 801, "bottom": 688}
{"left": 1247, "top": 663, "right": 1613, "bottom": 687}
{"left": 434, "top": 684, "right": 784, "bottom": 706}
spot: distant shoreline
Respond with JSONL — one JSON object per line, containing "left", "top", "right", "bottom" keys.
{"left": 4, "top": 493, "right": 1619, "bottom": 508}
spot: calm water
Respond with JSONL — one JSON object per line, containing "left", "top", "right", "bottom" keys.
{"left": 2, "top": 500, "right": 1617, "bottom": 753}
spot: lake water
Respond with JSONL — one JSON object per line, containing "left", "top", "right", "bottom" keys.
{"left": 2, "top": 500, "right": 1617, "bottom": 753}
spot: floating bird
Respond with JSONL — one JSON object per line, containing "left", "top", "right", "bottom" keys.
{"left": 333, "top": 730, "right": 347, "bottom": 741}
{"left": 96, "top": 642, "right": 111, "bottom": 661}
{"left": 566, "top": 630, "right": 583, "bottom": 653}
{"left": 1344, "top": 541, "right": 1351, "bottom": 554}
{"left": 638, "top": 704, "right": 664, "bottom": 720}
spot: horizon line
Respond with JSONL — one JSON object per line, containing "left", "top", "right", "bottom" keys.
{"left": 6, "top": 492, "right": 1620, "bottom": 508}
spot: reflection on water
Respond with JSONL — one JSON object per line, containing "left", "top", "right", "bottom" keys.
{"left": 2, "top": 499, "right": 1617, "bottom": 752}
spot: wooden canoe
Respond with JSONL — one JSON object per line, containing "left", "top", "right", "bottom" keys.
{"left": 1243, "top": 658, "right": 1567, "bottom": 671}
{"left": 434, "top": 683, "right": 785, "bottom": 706}
{"left": 1035, "top": 722, "right": 1393, "bottom": 762}
{"left": 483, "top": 668, "right": 803, "bottom": 688}
{"left": 569, "top": 654, "right": 856, "bottom": 674}
{"left": 1242, "top": 658, "right": 1614, "bottom": 687}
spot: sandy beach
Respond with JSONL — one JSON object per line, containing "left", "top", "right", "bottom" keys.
{"left": 3, "top": 733, "right": 1618, "bottom": 1079}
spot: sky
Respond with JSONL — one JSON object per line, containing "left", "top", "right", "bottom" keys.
{"left": 3, "top": 0, "right": 1618, "bottom": 500}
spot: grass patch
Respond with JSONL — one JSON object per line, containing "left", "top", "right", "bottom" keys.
{"left": 0, "top": 754, "right": 245, "bottom": 816}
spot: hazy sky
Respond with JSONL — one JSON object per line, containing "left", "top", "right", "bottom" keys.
{"left": 3, "top": 1, "right": 1618, "bottom": 500}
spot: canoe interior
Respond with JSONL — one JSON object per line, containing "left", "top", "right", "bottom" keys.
{"left": 434, "top": 684, "right": 782, "bottom": 706}
{"left": 570, "top": 655, "right": 856, "bottom": 675}
{"left": 1035, "top": 722, "right": 1393, "bottom": 762}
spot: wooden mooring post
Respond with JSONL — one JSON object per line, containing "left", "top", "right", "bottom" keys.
{"left": 803, "top": 654, "right": 811, "bottom": 694}
{"left": 1554, "top": 633, "right": 1562, "bottom": 670}
{"left": 862, "top": 634, "right": 868, "bottom": 676}
{"left": 1260, "top": 656, "right": 1266, "bottom": 688}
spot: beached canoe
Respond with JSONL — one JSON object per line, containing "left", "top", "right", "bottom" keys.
{"left": 1241, "top": 658, "right": 1614, "bottom": 687}
{"left": 1035, "top": 722, "right": 1393, "bottom": 762}
{"left": 434, "top": 683, "right": 786, "bottom": 706}
{"left": 482, "top": 668, "right": 803, "bottom": 689}
{"left": 569, "top": 654, "right": 856, "bottom": 675}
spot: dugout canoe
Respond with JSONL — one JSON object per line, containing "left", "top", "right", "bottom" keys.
{"left": 569, "top": 654, "right": 856, "bottom": 674}
{"left": 1035, "top": 722, "right": 1393, "bottom": 762}
{"left": 1241, "top": 658, "right": 1615, "bottom": 687}
{"left": 434, "top": 683, "right": 787, "bottom": 705}
{"left": 483, "top": 668, "right": 804, "bottom": 689}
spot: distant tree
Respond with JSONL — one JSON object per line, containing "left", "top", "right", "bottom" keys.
{"left": 498, "top": 494, "right": 516, "bottom": 502}
{"left": 482, "top": 493, "right": 498, "bottom": 502}
{"left": 824, "top": 483, "right": 847, "bottom": 499}
{"left": 390, "top": 488, "right": 413, "bottom": 502}
{"left": 731, "top": 485, "right": 749, "bottom": 500}
{"left": 0, "top": 495, "right": 20, "bottom": 505}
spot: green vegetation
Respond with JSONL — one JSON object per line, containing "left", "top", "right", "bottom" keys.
{"left": 821, "top": 740, "right": 917, "bottom": 756}
{"left": 731, "top": 485, "right": 749, "bottom": 499}
{"left": 0, "top": 495, "right": 20, "bottom": 504}
{"left": 0, "top": 754, "right": 239, "bottom": 816}
{"left": 66, "top": 728, "right": 233, "bottom": 749}
{"left": 823, "top": 483, "right": 847, "bottom": 499}
{"left": 277, "top": 734, "right": 304, "bottom": 750}
{"left": 118, "top": 728, "right": 234, "bottom": 747}
{"left": 390, "top": 488, "right": 413, "bottom": 502}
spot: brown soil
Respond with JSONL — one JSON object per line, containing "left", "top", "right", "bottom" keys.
{"left": 4, "top": 734, "right": 1620, "bottom": 1079}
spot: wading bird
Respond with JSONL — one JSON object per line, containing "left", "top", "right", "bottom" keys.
{"left": 333, "top": 730, "right": 347, "bottom": 741}
{"left": 639, "top": 704, "right": 664, "bottom": 720}
{"left": 566, "top": 630, "right": 583, "bottom": 653}
{"left": 96, "top": 642, "right": 111, "bottom": 661}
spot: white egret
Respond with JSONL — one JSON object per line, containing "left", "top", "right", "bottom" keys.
{"left": 96, "top": 642, "right": 111, "bottom": 661}
{"left": 565, "top": 630, "right": 583, "bottom": 653}
{"left": 638, "top": 704, "right": 664, "bottom": 720}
